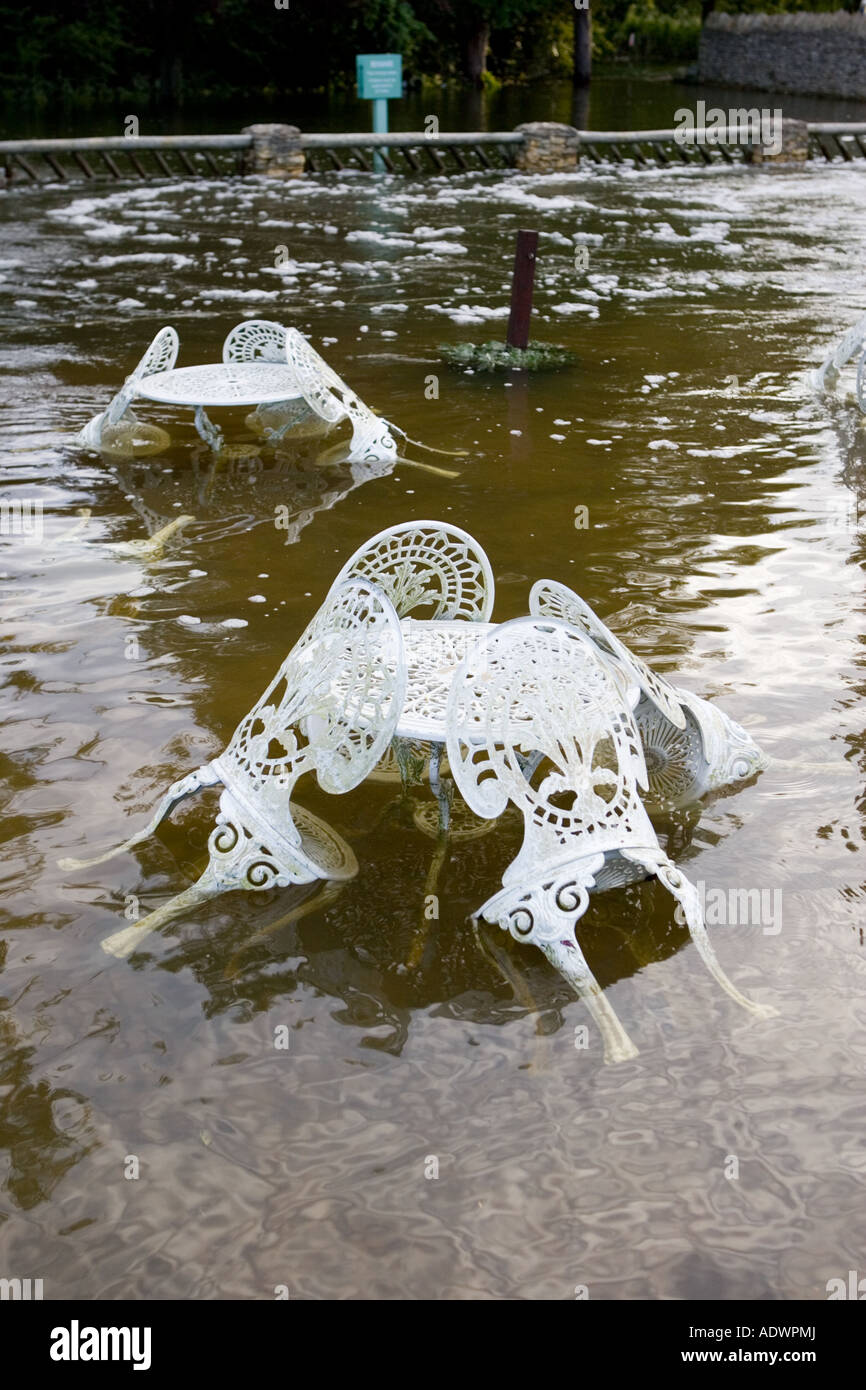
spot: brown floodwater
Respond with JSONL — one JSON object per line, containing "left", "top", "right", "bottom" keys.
{"left": 1, "top": 112, "right": 865, "bottom": 1300}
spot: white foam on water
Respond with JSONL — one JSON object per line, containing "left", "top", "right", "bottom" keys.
{"left": 345, "top": 230, "right": 415, "bottom": 248}
{"left": 412, "top": 224, "right": 466, "bottom": 239}
{"left": 425, "top": 302, "right": 510, "bottom": 325}
{"left": 199, "top": 288, "right": 281, "bottom": 301}
{"left": 551, "top": 302, "right": 599, "bottom": 317}
{"left": 92, "top": 252, "right": 195, "bottom": 269}
{"left": 413, "top": 240, "right": 467, "bottom": 256}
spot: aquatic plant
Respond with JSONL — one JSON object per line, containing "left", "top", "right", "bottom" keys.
{"left": 439, "top": 339, "right": 576, "bottom": 372}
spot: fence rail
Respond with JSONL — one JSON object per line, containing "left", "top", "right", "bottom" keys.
{"left": 0, "top": 134, "right": 250, "bottom": 183}
{"left": 4, "top": 122, "right": 866, "bottom": 185}
{"left": 301, "top": 130, "right": 521, "bottom": 173}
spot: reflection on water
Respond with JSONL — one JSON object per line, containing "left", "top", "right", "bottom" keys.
{"left": 114, "top": 445, "right": 398, "bottom": 545}
{"left": 2, "top": 143, "right": 866, "bottom": 1299}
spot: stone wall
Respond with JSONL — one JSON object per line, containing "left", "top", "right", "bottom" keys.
{"left": 699, "top": 11, "right": 866, "bottom": 100}
{"left": 514, "top": 123, "right": 579, "bottom": 173}
{"left": 241, "top": 124, "right": 305, "bottom": 179}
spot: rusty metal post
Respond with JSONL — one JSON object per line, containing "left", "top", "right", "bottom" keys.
{"left": 506, "top": 229, "right": 539, "bottom": 350}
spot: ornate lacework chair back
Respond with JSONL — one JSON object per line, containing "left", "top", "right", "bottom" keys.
{"left": 331, "top": 520, "right": 494, "bottom": 820}
{"left": 60, "top": 580, "right": 406, "bottom": 959}
{"left": 223, "top": 318, "right": 320, "bottom": 443}
{"left": 78, "top": 326, "right": 179, "bottom": 449}
{"left": 330, "top": 520, "right": 495, "bottom": 623}
{"left": 284, "top": 328, "right": 398, "bottom": 462}
{"left": 529, "top": 579, "right": 767, "bottom": 805}
{"left": 222, "top": 319, "right": 288, "bottom": 364}
{"left": 445, "top": 617, "right": 775, "bottom": 1063}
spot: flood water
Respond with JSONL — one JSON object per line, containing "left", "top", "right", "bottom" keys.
{"left": 1, "top": 103, "right": 866, "bottom": 1300}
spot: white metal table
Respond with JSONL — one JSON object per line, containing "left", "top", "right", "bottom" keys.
{"left": 384, "top": 617, "right": 638, "bottom": 742}
{"left": 137, "top": 362, "right": 306, "bottom": 451}
{"left": 395, "top": 618, "right": 497, "bottom": 742}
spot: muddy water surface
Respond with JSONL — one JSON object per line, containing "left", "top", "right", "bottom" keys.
{"left": 1, "top": 141, "right": 865, "bottom": 1299}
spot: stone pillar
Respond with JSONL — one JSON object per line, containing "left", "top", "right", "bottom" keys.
{"left": 241, "top": 124, "right": 305, "bottom": 179}
{"left": 514, "top": 122, "right": 579, "bottom": 174}
{"left": 744, "top": 117, "right": 809, "bottom": 164}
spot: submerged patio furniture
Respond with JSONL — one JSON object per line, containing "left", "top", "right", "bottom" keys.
{"left": 529, "top": 580, "right": 767, "bottom": 805}
{"left": 59, "top": 517, "right": 773, "bottom": 1060}
{"left": 78, "top": 320, "right": 399, "bottom": 461}
{"left": 445, "top": 618, "right": 777, "bottom": 1064}
{"left": 329, "top": 521, "right": 495, "bottom": 829}
{"left": 60, "top": 579, "right": 406, "bottom": 958}
{"left": 812, "top": 313, "right": 866, "bottom": 410}
{"left": 77, "top": 326, "right": 180, "bottom": 455}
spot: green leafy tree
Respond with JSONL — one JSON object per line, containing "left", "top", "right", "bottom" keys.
{"left": 415, "top": 0, "right": 554, "bottom": 85}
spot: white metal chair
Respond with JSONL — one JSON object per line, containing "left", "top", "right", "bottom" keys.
{"left": 330, "top": 520, "right": 495, "bottom": 825}
{"left": 223, "top": 319, "right": 397, "bottom": 460}
{"left": 284, "top": 327, "right": 398, "bottom": 462}
{"left": 60, "top": 580, "right": 407, "bottom": 958}
{"left": 529, "top": 580, "right": 767, "bottom": 805}
{"left": 222, "top": 319, "right": 290, "bottom": 364}
{"left": 812, "top": 313, "right": 866, "bottom": 409}
{"left": 78, "top": 327, "right": 179, "bottom": 450}
{"left": 221, "top": 317, "right": 316, "bottom": 443}
{"left": 445, "top": 618, "right": 777, "bottom": 1064}
{"left": 330, "top": 520, "right": 495, "bottom": 624}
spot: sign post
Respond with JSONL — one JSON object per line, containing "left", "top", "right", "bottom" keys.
{"left": 356, "top": 53, "right": 402, "bottom": 172}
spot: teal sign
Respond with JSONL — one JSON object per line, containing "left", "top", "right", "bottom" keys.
{"left": 356, "top": 53, "right": 403, "bottom": 101}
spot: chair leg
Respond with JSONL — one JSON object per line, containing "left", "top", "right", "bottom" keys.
{"left": 473, "top": 922, "right": 553, "bottom": 1072}
{"left": 58, "top": 765, "right": 219, "bottom": 871}
{"left": 109, "top": 513, "right": 195, "bottom": 561}
{"left": 474, "top": 920, "right": 540, "bottom": 1012}
{"left": 101, "top": 865, "right": 221, "bottom": 959}
{"left": 656, "top": 861, "right": 779, "bottom": 1020}
{"left": 538, "top": 935, "right": 640, "bottom": 1064}
{"left": 99, "top": 789, "right": 341, "bottom": 959}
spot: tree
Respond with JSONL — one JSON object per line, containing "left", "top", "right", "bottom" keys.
{"left": 573, "top": 2, "right": 592, "bottom": 87}
{"left": 416, "top": 0, "right": 549, "bottom": 87}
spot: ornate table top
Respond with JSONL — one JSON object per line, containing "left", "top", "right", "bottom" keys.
{"left": 327, "top": 618, "right": 495, "bottom": 745}
{"left": 331, "top": 616, "right": 644, "bottom": 747}
{"left": 396, "top": 619, "right": 496, "bottom": 742}
{"left": 136, "top": 362, "right": 304, "bottom": 408}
